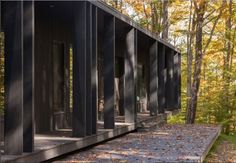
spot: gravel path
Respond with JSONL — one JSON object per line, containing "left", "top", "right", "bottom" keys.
{"left": 54, "top": 124, "right": 220, "bottom": 163}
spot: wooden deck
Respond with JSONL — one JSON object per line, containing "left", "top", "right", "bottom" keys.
{"left": 0, "top": 113, "right": 166, "bottom": 163}
{"left": 54, "top": 124, "right": 221, "bottom": 163}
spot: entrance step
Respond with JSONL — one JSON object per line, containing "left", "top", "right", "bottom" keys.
{"left": 137, "top": 113, "right": 167, "bottom": 132}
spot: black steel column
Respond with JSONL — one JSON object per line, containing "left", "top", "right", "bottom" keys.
{"left": 103, "top": 15, "right": 115, "bottom": 129}
{"left": 73, "top": 2, "right": 87, "bottom": 137}
{"left": 149, "top": 41, "right": 158, "bottom": 116}
{"left": 119, "top": 76, "right": 125, "bottom": 116}
{"left": 166, "top": 48, "right": 174, "bottom": 110}
{"left": 4, "top": 1, "right": 23, "bottom": 155}
{"left": 23, "top": 1, "right": 34, "bottom": 152}
{"left": 178, "top": 53, "right": 181, "bottom": 109}
{"left": 86, "top": 3, "right": 92, "bottom": 136}
{"left": 173, "top": 51, "right": 179, "bottom": 109}
{"left": 91, "top": 6, "right": 98, "bottom": 134}
{"left": 158, "top": 44, "right": 165, "bottom": 113}
{"left": 124, "top": 28, "right": 137, "bottom": 123}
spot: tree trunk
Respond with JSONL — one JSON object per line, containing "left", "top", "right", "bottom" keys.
{"left": 186, "top": 0, "right": 195, "bottom": 117}
{"left": 186, "top": 0, "right": 206, "bottom": 124}
{"left": 158, "top": 1, "right": 163, "bottom": 37}
{"left": 120, "top": 0, "right": 123, "bottom": 13}
{"left": 223, "top": 0, "right": 232, "bottom": 134}
{"left": 161, "top": 0, "right": 168, "bottom": 40}
{"left": 151, "top": 2, "right": 158, "bottom": 34}
{"left": 143, "top": 3, "right": 150, "bottom": 30}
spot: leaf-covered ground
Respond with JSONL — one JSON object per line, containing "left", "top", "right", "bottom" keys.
{"left": 54, "top": 124, "right": 220, "bottom": 163}
{"left": 205, "top": 133, "right": 236, "bottom": 163}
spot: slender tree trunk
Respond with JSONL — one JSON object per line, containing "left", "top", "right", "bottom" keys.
{"left": 186, "top": 0, "right": 206, "bottom": 124}
{"left": 158, "top": 1, "right": 163, "bottom": 37}
{"left": 151, "top": 2, "right": 158, "bottom": 34}
{"left": 143, "top": 3, "right": 149, "bottom": 30}
{"left": 162, "top": 0, "right": 168, "bottom": 40}
{"left": 120, "top": 0, "right": 123, "bottom": 13}
{"left": 186, "top": 0, "right": 225, "bottom": 124}
{"left": 223, "top": 0, "right": 232, "bottom": 134}
{"left": 154, "top": 3, "right": 159, "bottom": 34}
{"left": 151, "top": 2, "right": 156, "bottom": 32}
{"left": 113, "top": 0, "right": 118, "bottom": 8}
{"left": 186, "top": 0, "right": 195, "bottom": 117}
{"left": 230, "top": 27, "right": 236, "bottom": 71}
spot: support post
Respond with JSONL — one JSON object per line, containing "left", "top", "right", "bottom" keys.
{"left": 23, "top": 1, "right": 34, "bottom": 152}
{"left": 173, "top": 51, "right": 179, "bottom": 109}
{"left": 91, "top": 6, "right": 98, "bottom": 134}
{"left": 124, "top": 28, "right": 137, "bottom": 123}
{"left": 166, "top": 48, "right": 175, "bottom": 110}
{"left": 119, "top": 76, "right": 125, "bottom": 116}
{"left": 103, "top": 15, "right": 115, "bottom": 129}
{"left": 158, "top": 44, "right": 165, "bottom": 113}
{"left": 73, "top": 2, "right": 87, "bottom": 137}
{"left": 4, "top": 1, "right": 23, "bottom": 155}
{"left": 4, "top": 1, "right": 34, "bottom": 154}
{"left": 149, "top": 41, "right": 158, "bottom": 116}
{"left": 86, "top": 3, "right": 92, "bottom": 136}
{"left": 178, "top": 53, "right": 181, "bottom": 109}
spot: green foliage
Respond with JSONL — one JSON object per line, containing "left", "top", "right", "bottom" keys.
{"left": 165, "top": 1, "right": 236, "bottom": 135}
{"left": 220, "top": 132, "right": 236, "bottom": 143}
{"left": 206, "top": 132, "right": 236, "bottom": 159}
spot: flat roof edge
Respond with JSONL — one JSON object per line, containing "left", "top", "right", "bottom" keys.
{"left": 89, "top": 0, "right": 181, "bottom": 54}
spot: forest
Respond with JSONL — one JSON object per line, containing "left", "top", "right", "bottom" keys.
{"left": 102, "top": 0, "right": 236, "bottom": 134}
{"left": 0, "top": 0, "right": 236, "bottom": 134}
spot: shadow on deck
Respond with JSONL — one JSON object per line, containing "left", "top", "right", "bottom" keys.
{"left": 1, "top": 113, "right": 167, "bottom": 163}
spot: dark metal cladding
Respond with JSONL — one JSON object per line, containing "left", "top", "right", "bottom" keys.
{"left": 103, "top": 15, "right": 115, "bottom": 129}
{"left": 149, "top": 41, "right": 158, "bottom": 116}
{"left": 73, "top": 1, "right": 87, "bottom": 137}
{"left": 178, "top": 53, "right": 181, "bottom": 109}
{"left": 86, "top": 2, "right": 92, "bottom": 136}
{"left": 23, "top": 1, "right": 34, "bottom": 152}
{"left": 173, "top": 51, "right": 179, "bottom": 110}
{"left": 4, "top": 1, "right": 24, "bottom": 155}
{"left": 125, "top": 28, "right": 137, "bottom": 123}
{"left": 165, "top": 48, "right": 175, "bottom": 111}
{"left": 158, "top": 44, "right": 166, "bottom": 113}
{"left": 91, "top": 5, "right": 98, "bottom": 135}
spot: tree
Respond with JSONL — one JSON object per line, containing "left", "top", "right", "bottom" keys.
{"left": 186, "top": 0, "right": 207, "bottom": 124}
{"left": 186, "top": 0, "right": 195, "bottom": 118}
{"left": 186, "top": 0, "right": 226, "bottom": 124}
{"left": 162, "top": 0, "right": 169, "bottom": 40}
{"left": 222, "top": 0, "right": 233, "bottom": 133}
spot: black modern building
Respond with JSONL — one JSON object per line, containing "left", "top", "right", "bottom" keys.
{"left": 0, "top": 0, "right": 181, "bottom": 158}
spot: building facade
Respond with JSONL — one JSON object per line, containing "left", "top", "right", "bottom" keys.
{"left": 0, "top": 0, "right": 181, "bottom": 156}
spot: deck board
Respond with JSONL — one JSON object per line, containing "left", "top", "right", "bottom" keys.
{"left": 55, "top": 124, "right": 221, "bottom": 163}
{"left": 0, "top": 113, "right": 162, "bottom": 163}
